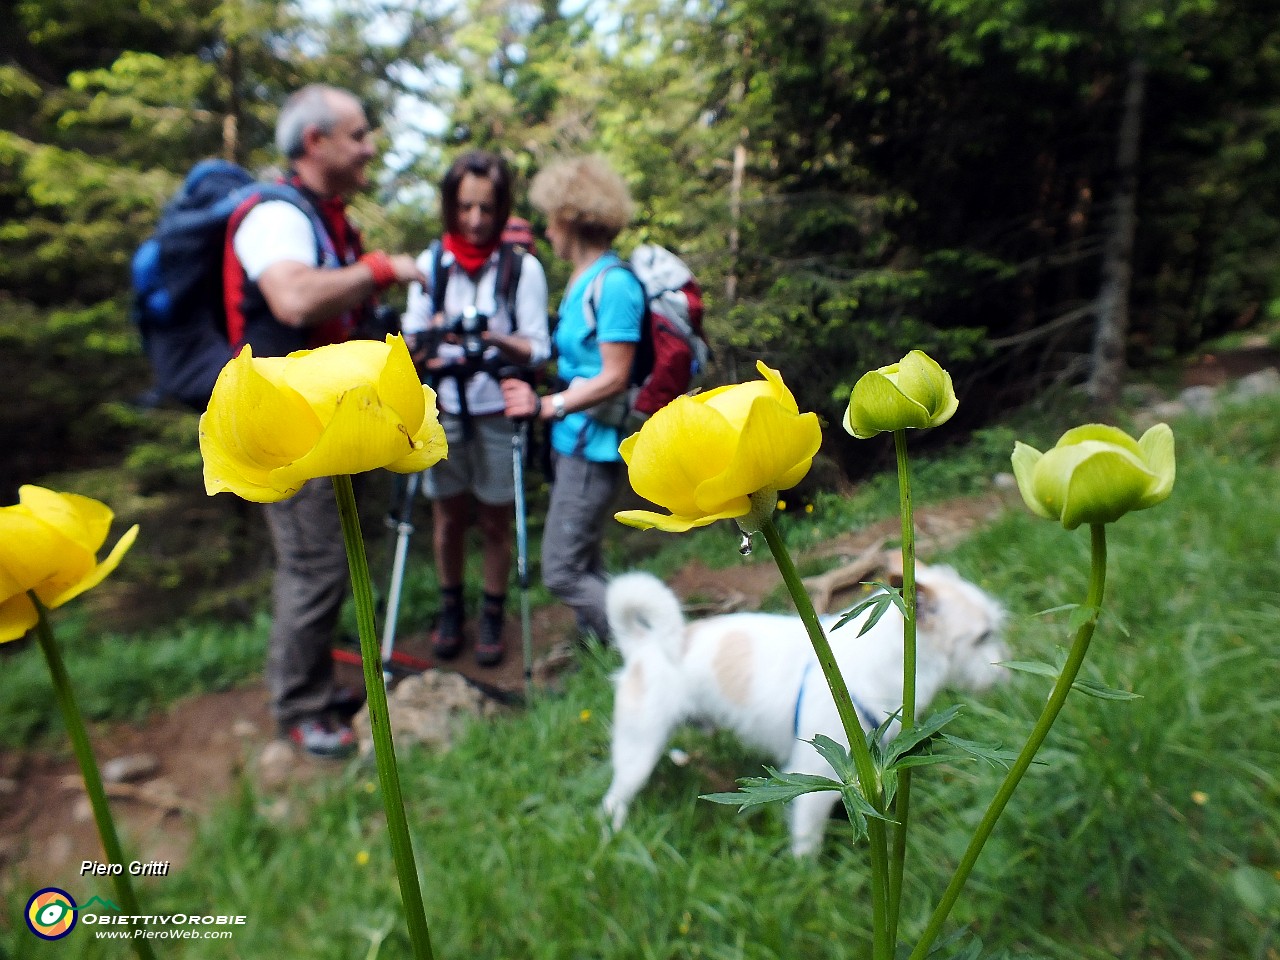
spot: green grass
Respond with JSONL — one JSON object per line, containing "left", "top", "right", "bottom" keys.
{"left": 4, "top": 391, "right": 1279, "bottom": 958}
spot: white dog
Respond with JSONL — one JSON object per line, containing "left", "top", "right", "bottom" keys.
{"left": 602, "top": 563, "right": 1008, "bottom": 856}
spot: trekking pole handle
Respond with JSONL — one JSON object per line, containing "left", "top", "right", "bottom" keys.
{"left": 497, "top": 365, "right": 540, "bottom": 423}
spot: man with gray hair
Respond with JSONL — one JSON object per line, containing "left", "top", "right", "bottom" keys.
{"left": 224, "top": 84, "right": 425, "bottom": 758}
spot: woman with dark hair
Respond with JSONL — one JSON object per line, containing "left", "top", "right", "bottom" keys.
{"left": 402, "top": 150, "right": 549, "bottom": 666}
{"left": 501, "top": 154, "right": 643, "bottom": 645}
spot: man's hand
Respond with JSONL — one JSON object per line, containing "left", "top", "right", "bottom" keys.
{"left": 389, "top": 253, "right": 426, "bottom": 287}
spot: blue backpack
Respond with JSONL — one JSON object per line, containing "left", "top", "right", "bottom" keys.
{"left": 130, "top": 159, "right": 326, "bottom": 410}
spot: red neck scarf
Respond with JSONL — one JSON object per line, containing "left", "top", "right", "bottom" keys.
{"left": 284, "top": 174, "right": 363, "bottom": 347}
{"left": 443, "top": 232, "right": 500, "bottom": 276}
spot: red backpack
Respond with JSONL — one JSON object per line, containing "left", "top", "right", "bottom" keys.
{"left": 583, "top": 244, "right": 710, "bottom": 418}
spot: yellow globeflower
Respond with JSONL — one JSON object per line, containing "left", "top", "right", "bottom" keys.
{"left": 616, "top": 361, "right": 822, "bottom": 533}
{"left": 844, "top": 350, "right": 958, "bottom": 439}
{"left": 1011, "top": 423, "right": 1175, "bottom": 530}
{"left": 200, "top": 335, "right": 448, "bottom": 503}
{"left": 0, "top": 486, "right": 139, "bottom": 642}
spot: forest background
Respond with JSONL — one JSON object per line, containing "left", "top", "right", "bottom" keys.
{"left": 3, "top": 0, "right": 1280, "bottom": 613}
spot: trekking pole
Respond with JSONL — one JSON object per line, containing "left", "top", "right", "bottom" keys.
{"left": 512, "top": 420, "right": 533, "bottom": 698}
{"left": 500, "top": 365, "right": 536, "bottom": 700}
{"left": 380, "top": 470, "right": 420, "bottom": 681}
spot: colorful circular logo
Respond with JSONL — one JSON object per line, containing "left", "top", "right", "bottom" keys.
{"left": 26, "top": 887, "right": 78, "bottom": 940}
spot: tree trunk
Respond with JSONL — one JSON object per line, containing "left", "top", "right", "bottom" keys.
{"left": 223, "top": 42, "right": 242, "bottom": 163}
{"left": 1087, "top": 57, "right": 1147, "bottom": 405}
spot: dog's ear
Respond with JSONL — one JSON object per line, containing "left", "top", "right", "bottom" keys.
{"left": 914, "top": 580, "right": 938, "bottom": 629}
{"left": 885, "top": 555, "right": 931, "bottom": 591}
{"left": 883, "top": 550, "right": 904, "bottom": 587}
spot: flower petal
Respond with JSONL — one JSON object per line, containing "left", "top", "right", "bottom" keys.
{"left": 0, "top": 592, "right": 37, "bottom": 643}
{"left": 377, "top": 336, "right": 427, "bottom": 430}
{"left": 845, "top": 370, "right": 930, "bottom": 438}
{"left": 896, "top": 350, "right": 957, "bottom": 424}
{"left": 45, "top": 525, "right": 139, "bottom": 609}
{"left": 615, "top": 502, "right": 749, "bottom": 532}
{"left": 268, "top": 383, "right": 429, "bottom": 492}
{"left": 694, "top": 400, "right": 821, "bottom": 511}
{"left": 279, "top": 339, "right": 392, "bottom": 421}
{"left": 1055, "top": 445, "right": 1155, "bottom": 530}
{"left": 200, "top": 347, "right": 322, "bottom": 498}
{"left": 621, "top": 396, "right": 738, "bottom": 517}
{"left": 1056, "top": 424, "right": 1143, "bottom": 457}
{"left": 1010, "top": 442, "right": 1053, "bottom": 520}
{"left": 386, "top": 384, "right": 449, "bottom": 474}
{"left": 1136, "top": 423, "right": 1176, "bottom": 509}
{"left": 18, "top": 486, "right": 111, "bottom": 555}
{"left": 0, "top": 508, "right": 76, "bottom": 597}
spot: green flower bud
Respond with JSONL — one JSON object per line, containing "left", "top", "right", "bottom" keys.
{"left": 1011, "top": 423, "right": 1175, "bottom": 530}
{"left": 844, "top": 350, "right": 959, "bottom": 439}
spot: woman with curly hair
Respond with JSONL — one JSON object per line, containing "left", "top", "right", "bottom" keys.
{"left": 501, "top": 155, "right": 644, "bottom": 645}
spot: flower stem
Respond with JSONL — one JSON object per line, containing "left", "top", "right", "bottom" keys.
{"left": 332, "top": 475, "right": 435, "bottom": 960}
{"left": 908, "top": 523, "right": 1108, "bottom": 960}
{"left": 30, "top": 595, "right": 157, "bottom": 960}
{"left": 888, "top": 429, "right": 917, "bottom": 944}
{"left": 759, "top": 511, "right": 892, "bottom": 960}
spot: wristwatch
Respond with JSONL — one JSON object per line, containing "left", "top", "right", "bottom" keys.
{"left": 550, "top": 393, "right": 567, "bottom": 420}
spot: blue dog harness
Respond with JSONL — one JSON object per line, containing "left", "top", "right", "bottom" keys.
{"left": 791, "top": 661, "right": 885, "bottom": 739}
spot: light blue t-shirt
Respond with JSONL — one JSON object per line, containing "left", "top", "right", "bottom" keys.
{"left": 551, "top": 253, "right": 644, "bottom": 462}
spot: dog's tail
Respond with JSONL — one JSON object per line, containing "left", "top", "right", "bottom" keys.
{"left": 606, "top": 571, "right": 687, "bottom": 663}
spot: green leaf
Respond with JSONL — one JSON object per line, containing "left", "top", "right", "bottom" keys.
{"left": 883, "top": 704, "right": 963, "bottom": 765}
{"left": 1032, "top": 603, "right": 1079, "bottom": 618}
{"left": 1068, "top": 603, "right": 1101, "bottom": 632}
{"left": 701, "top": 767, "right": 841, "bottom": 811}
{"left": 998, "top": 659, "right": 1061, "bottom": 679}
{"left": 832, "top": 581, "right": 907, "bottom": 636}
{"left": 1070, "top": 679, "right": 1143, "bottom": 701}
{"left": 939, "top": 734, "right": 1025, "bottom": 769}
{"left": 809, "top": 734, "right": 858, "bottom": 783}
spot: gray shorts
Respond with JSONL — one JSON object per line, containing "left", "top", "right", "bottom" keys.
{"left": 423, "top": 413, "right": 517, "bottom": 505}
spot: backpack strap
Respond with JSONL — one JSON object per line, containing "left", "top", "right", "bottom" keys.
{"left": 430, "top": 240, "right": 524, "bottom": 324}
{"left": 582, "top": 261, "right": 645, "bottom": 338}
{"left": 428, "top": 240, "right": 449, "bottom": 319}
{"left": 494, "top": 241, "right": 525, "bottom": 324}
{"left": 222, "top": 184, "right": 337, "bottom": 349}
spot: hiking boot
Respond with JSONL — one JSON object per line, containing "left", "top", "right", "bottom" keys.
{"left": 431, "top": 602, "right": 464, "bottom": 660}
{"left": 327, "top": 686, "right": 366, "bottom": 719}
{"left": 475, "top": 592, "right": 506, "bottom": 667}
{"left": 475, "top": 613, "right": 505, "bottom": 667}
{"left": 287, "top": 717, "right": 357, "bottom": 760}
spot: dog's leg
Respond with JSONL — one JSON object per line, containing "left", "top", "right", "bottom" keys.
{"left": 602, "top": 663, "right": 683, "bottom": 831}
{"left": 784, "top": 742, "right": 843, "bottom": 857}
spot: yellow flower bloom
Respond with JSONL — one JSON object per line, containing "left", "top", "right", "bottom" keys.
{"left": 844, "top": 350, "right": 958, "bottom": 439}
{"left": 200, "top": 335, "right": 448, "bottom": 503}
{"left": 616, "top": 361, "right": 822, "bottom": 533}
{"left": 0, "top": 486, "right": 139, "bottom": 642}
{"left": 1011, "top": 423, "right": 1175, "bottom": 530}
{"left": 356, "top": 850, "right": 371, "bottom": 866}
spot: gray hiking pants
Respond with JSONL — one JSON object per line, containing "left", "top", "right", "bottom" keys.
{"left": 541, "top": 453, "right": 624, "bottom": 643}
{"left": 263, "top": 477, "right": 348, "bottom": 727}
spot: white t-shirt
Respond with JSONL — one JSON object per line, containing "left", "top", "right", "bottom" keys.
{"left": 232, "top": 201, "right": 320, "bottom": 280}
{"left": 402, "top": 246, "right": 551, "bottom": 417}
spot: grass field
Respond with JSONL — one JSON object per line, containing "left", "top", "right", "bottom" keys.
{"left": 3, "top": 387, "right": 1278, "bottom": 958}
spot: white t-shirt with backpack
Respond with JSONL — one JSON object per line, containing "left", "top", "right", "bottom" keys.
{"left": 402, "top": 245, "right": 550, "bottom": 417}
